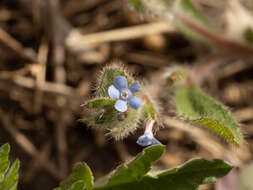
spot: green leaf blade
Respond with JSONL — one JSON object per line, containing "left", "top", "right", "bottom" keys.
{"left": 142, "top": 94, "right": 160, "bottom": 127}
{"left": 0, "top": 160, "right": 20, "bottom": 190}
{"left": 82, "top": 98, "right": 117, "bottom": 126}
{"left": 82, "top": 97, "right": 142, "bottom": 139}
{"left": 0, "top": 144, "right": 10, "bottom": 182}
{"left": 93, "top": 145, "right": 232, "bottom": 190}
{"left": 94, "top": 145, "right": 165, "bottom": 189}
{"left": 148, "top": 158, "right": 232, "bottom": 190}
{"left": 56, "top": 162, "right": 93, "bottom": 190}
{"left": 174, "top": 85, "right": 243, "bottom": 146}
{"left": 108, "top": 145, "right": 165, "bottom": 186}
{"left": 0, "top": 144, "right": 20, "bottom": 190}
{"left": 69, "top": 181, "right": 85, "bottom": 190}
{"left": 197, "top": 118, "right": 238, "bottom": 146}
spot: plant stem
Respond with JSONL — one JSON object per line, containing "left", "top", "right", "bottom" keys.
{"left": 144, "top": 119, "right": 155, "bottom": 134}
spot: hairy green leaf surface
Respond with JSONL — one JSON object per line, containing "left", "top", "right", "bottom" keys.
{"left": 142, "top": 102, "right": 157, "bottom": 122}
{"left": 0, "top": 144, "right": 10, "bottom": 182}
{"left": 82, "top": 98, "right": 116, "bottom": 126}
{"left": 0, "top": 144, "right": 20, "bottom": 190}
{"left": 141, "top": 94, "right": 160, "bottom": 127}
{"left": 93, "top": 145, "right": 232, "bottom": 190}
{"left": 55, "top": 162, "right": 93, "bottom": 190}
{"left": 174, "top": 85, "right": 243, "bottom": 146}
{"left": 55, "top": 145, "right": 232, "bottom": 190}
{"left": 94, "top": 145, "right": 165, "bottom": 189}
{"left": 82, "top": 98, "right": 141, "bottom": 139}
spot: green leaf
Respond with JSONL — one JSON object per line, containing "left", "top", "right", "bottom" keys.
{"left": 0, "top": 144, "right": 20, "bottom": 190}
{"left": 149, "top": 158, "right": 232, "bottom": 189}
{"left": 55, "top": 162, "right": 93, "bottom": 190}
{"left": 0, "top": 160, "right": 20, "bottom": 190}
{"left": 93, "top": 145, "right": 232, "bottom": 190}
{"left": 82, "top": 97, "right": 142, "bottom": 139}
{"left": 174, "top": 85, "right": 243, "bottom": 146}
{"left": 0, "top": 144, "right": 10, "bottom": 182}
{"left": 108, "top": 106, "right": 141, "bottom": 139}
{"left": 141, "top": 94, "right": 160, "bottom": 127}
{"left": 69, "top": 181, "right": 85, "bottom": 190}
{"left": 82, "top": 98, "right": 117, "bottom": 126}
{"left": 94, "top": 145, "right": 165, "bottom": 189}
{"left": 142, "top": 102, "right": 157, "bottom": 122}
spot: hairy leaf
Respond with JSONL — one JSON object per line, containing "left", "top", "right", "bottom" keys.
{"left": 82, "top": 98, "right": 141, "bottom": 139}
{"left": 0, "top": 144, "right": 20, "bottom": 190}
{"left": 142, "top": 94, "right": 160, "bottom": 127}
{"left": 174, "top": 85, "right": 243, "bottom": 146}
{"left": 0, "top": 144, "right": 10, "bottom": 182}
{"left": 55, "top": 162, "right": 93, "bottom": 190}
{"left": 82, "top": 98, "right": 117, "bottom": 126}
{"left": 93, "top": 145, "right": 232, "bottom": 190}
{"left": 94, "top": 145, "right": 165, "bottom": 189}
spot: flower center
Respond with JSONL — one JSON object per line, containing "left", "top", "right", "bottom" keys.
{"left": 120, "top": 89, "right": 131, "bottom": 100}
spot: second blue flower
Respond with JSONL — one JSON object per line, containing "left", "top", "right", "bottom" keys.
{"left": 108, "top": 76, "right": 142, "bottom": 112}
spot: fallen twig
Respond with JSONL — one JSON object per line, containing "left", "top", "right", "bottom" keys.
{"left": 0, "top": 27, "right": 37, "bottom": 62}
{"left": 0, "top": 108, "right": 62, "bottom": 179}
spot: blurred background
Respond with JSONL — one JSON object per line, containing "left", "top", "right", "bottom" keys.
{"left": 0, "top": 0, "right": 253, "bottom": 189}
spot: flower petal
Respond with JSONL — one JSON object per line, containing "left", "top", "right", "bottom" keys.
{"left": 114, "top": 76, "right": 128, "bottom": 91}
{"left": 151, "top": 137, "right": 162, "bottom": 145}
{"left": 136, "top": 132, "right": 162, "bottom": 147}
{"left": 129, "top": 81, "right": 141, "bottom": 94}
{"left": 128, "top": 96, "right": 142, "bottom": 109}
{"left": 136, "top": 133, "right": 153, "bottom": 146}
{"left": 114, "top": 99, "right": 128, "bottom": 112}
{"left": 108, "top": 85, "right": 120, "bottom": 99}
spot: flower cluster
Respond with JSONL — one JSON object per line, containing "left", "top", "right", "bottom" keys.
{"left": 108, "top": 76, "right": 142, "bottom": 112}
{"left": 108, "top": 76, "right": 162, "bottom": 147}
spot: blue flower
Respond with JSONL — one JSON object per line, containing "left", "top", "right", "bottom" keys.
{"left": 136, "top": 132, "right": 162, "bottom": 146}
{"left": 108, "top": 76, "right": 142, "bottom": 112}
